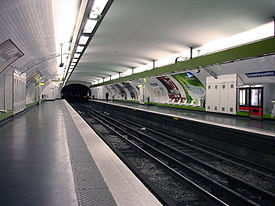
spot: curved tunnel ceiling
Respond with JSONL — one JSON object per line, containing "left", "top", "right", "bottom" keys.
{"left": 69, "top": 0, "right": 275, "bottom": 84}
{"left": 0, "top": 0, "right": 57, "bottom": 78}
{"left": 0, "top": 0, "right": 274, "bottom": 87}
{"left": 0, "top": 0, "right": 80, "bottom": 84}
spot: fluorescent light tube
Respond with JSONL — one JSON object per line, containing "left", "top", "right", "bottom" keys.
{"left": 83, "top": 20, "right": 97, "bottom": 33}
{"left": 91, "top": 0, "right": 108, "bottom": 15}
{"left": 74, "top": 53, "right": 80, "bottom": 58}
{"left": 79, "top": 36, "right": 89, "bottom": 45}
{"left": 76, "top": 46, "right": 84, "bottom": 52}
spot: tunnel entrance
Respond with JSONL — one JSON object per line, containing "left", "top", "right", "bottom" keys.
{"left": 61, "top": 84, "right": 90, "bottom": 102}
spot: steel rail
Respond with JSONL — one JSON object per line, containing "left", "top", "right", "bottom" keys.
{"left": 75, "top": 103, "right": 228, "bottom": 206}
{"left": 78, "top": 104, "right": 266, "bottom": 206}
{"left": 87, "top": 105, "right": 275, "bottom": 206}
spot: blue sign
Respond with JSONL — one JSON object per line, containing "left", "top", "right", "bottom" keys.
{"left": 186, "top": 72, "right": 195, "bottom": 78}
{"left": 245, "top": 71, "right": 275, "bottom": 78}
{"left": 149, "top": 83, "right": 158, "bottom": 86}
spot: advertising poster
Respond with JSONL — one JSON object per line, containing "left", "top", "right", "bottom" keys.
{"left": 105, "top": 85, "right": 112, "bottom": 93}
{"left": 122, "top": 82, "right": 138, "bottom": 100}
{"left": 114, "top": 83, "right": 127, "bottom": 99}
{"left": 109, "top": 85, "right": 120, "bottom": 98}
{"left": 149, "top": 82, "right": 165, "bottom": 97}
{"left": 156, "top": 76, "right": 181, "bottom": 100}
{"left": 172, "top": 72, "right": 205, "bottom": 102}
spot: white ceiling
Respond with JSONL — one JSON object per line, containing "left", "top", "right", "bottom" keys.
{"left": 0, "top": 0, "right": 81, "bottom": 82}
{"left": 0, "top": 0, "right": 274, "bottom": 85}
{"left": 69, "top": 0, "right": 275, "bottom": 84}
{"left": 0, "top": 0, "right": 57, "bottom": 78}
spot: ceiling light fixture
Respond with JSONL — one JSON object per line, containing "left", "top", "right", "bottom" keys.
{"left": 59, "top": 43, "right": 64, "bottom": 67}
{"left": 89, "top": 13, "right": 101, "bottom": 21}
{"left": 53, "top": 0, "right": 78, "bottom": 78}
{"left": 76, "top": 46, "right": 84, "bottom": 52}
{"left": 91, "top": 0, "right": 108, "bottom": 15}
{"left": 79, "top": 36, "right": 89, "bottom": 45}
{"left": 74, "top": 53, "right": 81, "bottom": 58}
{"left": 83, "top": 20, "right": 97, "bottom": 33}
{"left": 63, "top": 0, "right": 114, "bottom": 86}
{"left": 89, "top": 0, "right": 108, "bottom": 20}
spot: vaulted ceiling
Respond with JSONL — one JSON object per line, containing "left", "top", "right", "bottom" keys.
{"left": 0, "top": 0, "right": 57, "bottom": 79}
{"left": 0, "top": 0, "right": 274, "bottom": 86}
{"left": 0, "top": 0, "right": 80, "bottom": 82}
{"left": 69, "top": 0, "right": 275, "bottom": 85}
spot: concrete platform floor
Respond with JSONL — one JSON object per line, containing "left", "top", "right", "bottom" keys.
{"left": 0, "top": 101, "right": 78, "bottom": 206}
{"left": 0, "top": 100, "right": 162, "bottom": 206}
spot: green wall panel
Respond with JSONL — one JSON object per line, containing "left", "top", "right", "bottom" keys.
{"left": 92, "top": 37, "right": 275, "bottom": 87}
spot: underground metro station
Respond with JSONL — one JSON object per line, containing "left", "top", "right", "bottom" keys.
{"left": 0, "top": 0, "right": 275, "bottom": 205}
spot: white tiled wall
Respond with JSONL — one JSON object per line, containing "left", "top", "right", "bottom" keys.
{"left": 0, "top": 0, "right": 57, "bottom": 77}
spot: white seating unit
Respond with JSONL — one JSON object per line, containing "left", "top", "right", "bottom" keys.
{"left": 13, "top": 72, "right": 26, "bottom": 114}
{"left": 206, "top": 74, "right": 237, "bottom": 115}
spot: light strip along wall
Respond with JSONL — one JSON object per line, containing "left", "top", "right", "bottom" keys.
{"left": 92, "top": 37, "right": 275, "bottom": 87}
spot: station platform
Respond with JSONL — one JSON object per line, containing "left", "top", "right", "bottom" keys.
{"left": 93, "top": 100, "right": 275, "bottom": 137}
{"left": 0, "top": 100, "right": 162, "bottom": 206}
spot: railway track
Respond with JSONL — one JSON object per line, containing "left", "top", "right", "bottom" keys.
{"left": 72, "top": 102, "right": 275, "bottom": 206}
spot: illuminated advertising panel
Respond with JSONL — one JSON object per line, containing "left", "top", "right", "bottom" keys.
{"left": 251, "top": 89, "right": 259, "bottom": 106}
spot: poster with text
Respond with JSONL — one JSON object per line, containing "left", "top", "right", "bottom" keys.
{"left": 172, "top": 72, "right": 205, "bottom": 102}
{"left": 114, "top": 84, "right": 127, "bottom": 99}
{"left": 122, "top": 82, "right": 138, "bottom": 100}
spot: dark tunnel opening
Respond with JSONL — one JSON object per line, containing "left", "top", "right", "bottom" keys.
{"left": 61, "top": 84, "right": 91, "bottom": 102}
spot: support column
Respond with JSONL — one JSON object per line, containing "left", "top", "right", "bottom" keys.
{"left": 190, "top": 47, "right": 193, "bottom": 59}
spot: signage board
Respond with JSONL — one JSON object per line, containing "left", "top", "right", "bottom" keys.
{"left": 245, "top": 71, "right": 275, "bottom": 78}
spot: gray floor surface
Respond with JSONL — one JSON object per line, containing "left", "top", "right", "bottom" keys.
{"left": 0, "top": 101, "right": 116, "bottom": 206}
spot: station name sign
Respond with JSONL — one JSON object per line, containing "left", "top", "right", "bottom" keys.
{"left": 245, "top": 70, "right": 275, "bottom": 78}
